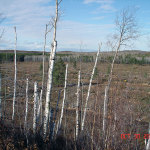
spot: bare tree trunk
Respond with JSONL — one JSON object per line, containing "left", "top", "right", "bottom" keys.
{"left": 39, "top": 24, "right": 48, "bottom": 124}
{"left": 43, "top": 0, "right": 61, "bottom": 136}
{"left": 24, "top": 78, "right": 29, "bottom": 130}
{"left": 56, "top": 64, "right": 68, "bottom": 134}
{"left": 81, "top": 45, "right": 101, "bottom": 131}
{"left": 39, "top": 90, "right": 43, "bottom": 123}
{"left": 76, "top": 70, "right": 80, "bottom": 139}
{"left": 33, "top": 82, "right": 38, "bottom": 134}
{"left": 3, "top": 81, "right": 6, "bottom": 119}
{"left": 102, "top": 39, "right": 121, "bottom": 137}
{"left": 37, "top": 89, "right": 42, "bottom": 125}
{"left": 91, "top": 94, "right": 98, "bottom": 150}
{"left": 52, "top": 90, "right": 61, "bottom": 139}
{"left": 12, "top": 26, "right": 17, "bottom": 121}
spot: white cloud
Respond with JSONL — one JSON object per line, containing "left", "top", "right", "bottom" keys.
{"left": 0, "top": 0, "right": 116, "bottom": 51}
{"left": 0, "top": 0, "right": 55, "bottom": 50}
{"left": 83, "top": 0, "right": 116, "bottom": 12}
{"left": 57, "top": 20, "right": 115, "bottom": 50}
{"left": 92, "top": 16, "right": 105, "bottom": 20}
{"left": 0, "top": 19, "right": 115, "bottom": 51}
{"left": 84, "top": 0, "right": 113, "bottom": 4}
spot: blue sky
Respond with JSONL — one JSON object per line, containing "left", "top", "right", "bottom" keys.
{"left": 0, "top": 0, "right": 150, "bottom": 52}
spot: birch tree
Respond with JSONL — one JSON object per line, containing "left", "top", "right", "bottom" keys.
{"left": 24, "top": 78, "right": 29, "bottom": 130}
{"left": 33, "top": 82, "right": 38, "bottom": 134}
{"left": 102, "top": 8, "right": 138, "bottom": 138}
{"left": 12, "top": 26, "right": 17, "bottom": 120}
{"left": 39, "top": 24, "right": 51, "bottom": 123}
{"left": 81, "top": 44, "right": 101, "bottom": 131}
{"left": 56, "top": 64, "right": 68, "bottom": 134}
{"left": 76, "top": 70, "right": 81, "bottom": 139}
{"left": 43, "top": 0, "right": 62, "bottom": 136}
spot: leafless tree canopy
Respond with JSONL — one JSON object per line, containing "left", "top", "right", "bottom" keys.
{"left": 115, "top": 8, "right": 139, "bottom": 46}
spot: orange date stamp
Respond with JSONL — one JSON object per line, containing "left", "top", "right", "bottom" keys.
{"left": 121, "top": 134, "right": 150, "bottom": 139}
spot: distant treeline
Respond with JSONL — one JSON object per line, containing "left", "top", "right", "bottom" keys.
{"left": 0, "top": 52, "right": 42, "bottom": 62}
{"left": 0, "top": 52, "right": 70, "bottom": 62}
{"left": 0, "top": 52, "right": 150, "bottom": 65}
{"left": 106, "top": 54, "right": 150, "bottom": 65}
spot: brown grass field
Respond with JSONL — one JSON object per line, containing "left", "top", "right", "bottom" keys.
{"left": 0, "top": 56, "right": 150, "bottom": 149}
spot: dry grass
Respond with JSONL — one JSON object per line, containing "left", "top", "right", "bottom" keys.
{"left": 0, "top": 60, "right": 150, "bottom": 149}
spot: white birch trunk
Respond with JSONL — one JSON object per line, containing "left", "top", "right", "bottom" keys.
{"left": 43, "top": 0, "right": 59, "bottom": 135}
{"left": 39, "top": 89, "right": 43, "bottom": 123}
{"left": 33, "top": 82, "right": 38, "bottom": 134}
{"left": 76, "top": 70, "right": 80, "bottom": 139}
{"left": 102, "top": 85, "right": 109, "bottom": 135}
{"left": 56, "top": 64, "right": 68, "bottom": 134}
{"left": 12, "top": 26, "right": 17, "bottom": 120}
{"left": 39, "top": 24, "right": 48, "bottom": 123}
{"left": 37, "top": 89, "right": 42, "bottom": 124}
{"left": 81, "top": 46, "right": 100, "bottom": 131}
{"left": 0, "top": 73, "right": 1, "bottom": 119}
{"left": 146, "top": 122, "right": 150, "bottom": 150}
{"left": 24, "top": 78, "right": 29, "bottom": 130}
{"left": 102, "top": 39, "right": 121, "bottom": 137}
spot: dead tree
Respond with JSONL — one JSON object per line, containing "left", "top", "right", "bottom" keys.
{"left": 24, "top": 78, "right": 29, "bottom": 131}
{"left": 81, "top": 44, "right": 101, "bottom": 131}
{"left": 12, "top": 26, "right": 17, "bottom": 120}
{"left": 39, "top": 24, "right": 49, "bottom": 124}
{"left": 43, "top": 0, "right": 62, "bottom": 136}
{"left": 91, "top": 92, "right": 98, "bottom": 150}
{"left": 102, "top": 8, "right": 138, "bottom": 142}
{"left": 56, "top": 64, "right": 68, "bottom": 134}
{"left": 33, "top": 82, "right": 38, "bottom": 134}
{"left": 76, "top": 70, "right": 81, "bottom": 139}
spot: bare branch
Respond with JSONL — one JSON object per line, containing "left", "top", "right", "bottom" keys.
{"left": 115, "top": 8, "right": 139, "bottom": 46}
{"left": 58, "top": 0, "right": 62, "bottom": 5}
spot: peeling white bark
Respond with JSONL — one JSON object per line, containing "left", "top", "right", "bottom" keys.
{"left": 12, "top": 26, "right": 17, "bottom": 121}
{"left": 81, "top": 45, "right": 101, "bottom": 131}
{"left": 76, "top": 71, "right": 80, "bottom": 139}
